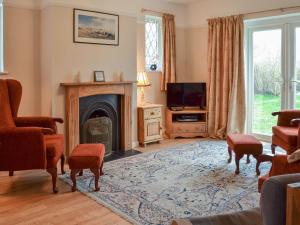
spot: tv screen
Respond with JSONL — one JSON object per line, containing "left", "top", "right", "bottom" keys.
{"left": 167, "top": 83, "right": 206, "bottom": 109}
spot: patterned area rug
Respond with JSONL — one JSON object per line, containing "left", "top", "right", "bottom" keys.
{"left": 60, "top": 140, "right": 271, "bottom": 225}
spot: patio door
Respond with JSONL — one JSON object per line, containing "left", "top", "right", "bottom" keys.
{"left": 245, "top": 15, "right": 300, "bottom": 141}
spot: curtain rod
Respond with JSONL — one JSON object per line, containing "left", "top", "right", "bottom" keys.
{"left": 207, "top": 5, "right": 300, "bottom": 21}
{"left": 141, "top": 8, "right": 164, "bottom": 15}
{"left": 244, "top": 5, "right": 300, "bottom": 16}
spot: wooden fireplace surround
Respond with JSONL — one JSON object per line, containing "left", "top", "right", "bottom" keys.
{"left": 61, "top": 81, "right": 135, "bottom": 157}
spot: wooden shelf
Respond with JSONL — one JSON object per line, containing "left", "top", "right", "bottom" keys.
{"left": 165, "top": 108, "right": 208, "bottom": 139}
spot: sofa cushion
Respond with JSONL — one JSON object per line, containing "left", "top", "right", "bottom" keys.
{"left": 0, "top": 80, "right": 15, "bottom": 128}
{"left": 272, "top": 126, "right": 298, "bottom": 146}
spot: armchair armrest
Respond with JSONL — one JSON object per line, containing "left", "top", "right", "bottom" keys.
{"left": 286, "top": 182, "right": 300, "bottom": 225}
{"left": 272, "top": 110, "right": 300, "bottom": 126}
{"left": 14, "top": 117, "right": 64, "bottom": 134}
{"left": 290, "top": 118, "right": 300, "bottom": 126}
{"left": 269, "top": 155, "right": 300, "bottom": 177}
{"left": 0, "top": 127, "right": 46, "bottom": 170}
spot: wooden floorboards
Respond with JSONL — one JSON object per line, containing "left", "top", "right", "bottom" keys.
{"left": 0, "top": 138, "right": 199, "bottom": 225}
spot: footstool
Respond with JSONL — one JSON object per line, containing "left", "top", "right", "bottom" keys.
{"left": 227, "top": 134, "right": 263, "bottom": 175}
{"left": 68, "top": 144, "right": 105, "bottom": 192}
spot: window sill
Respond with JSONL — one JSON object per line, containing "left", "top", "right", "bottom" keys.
{"left": 145, "top": 70, "right": 162, "bottom": 74}
{"left": 0, "top": 71, "right": 9, "bottom": 75}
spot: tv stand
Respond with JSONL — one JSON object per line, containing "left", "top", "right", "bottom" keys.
{"left": 165, "top": 108, "right": 208, "bottom": 139}
{"left": 170, "top": 106, "right": 184, "bottom": 111}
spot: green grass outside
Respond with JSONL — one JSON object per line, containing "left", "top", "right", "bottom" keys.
{"left": 253, "top": 94, "right": 300, "bottom": 135}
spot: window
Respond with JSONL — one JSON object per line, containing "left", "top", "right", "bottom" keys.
{"left": 0, "top": 0, "right": 4, "bottom": 73}
{"left": 245, "top": 14, "right": 300, "bottom": 140}
{"left": 145, "top": 15, "right": 163, "bottom": 71}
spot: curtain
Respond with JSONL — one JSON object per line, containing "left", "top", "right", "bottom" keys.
{"left": 207, "top": 15, "right": 245, "bottom": 138}
{"left": 161, "top": 14, "right": 176, "bottom": 91}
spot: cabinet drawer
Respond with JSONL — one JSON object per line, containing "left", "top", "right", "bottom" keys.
{"left": 173, "top": 123, "right": 207, "bottom": 133}
{"left": 144, "top": 107, "right": 161, "bottom": 119}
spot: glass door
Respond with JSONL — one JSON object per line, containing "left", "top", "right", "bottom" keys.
{"left": 290, "top": 25, "right": 300, "bottom": 109}
{"left": 247, "top": 27, "right": 284, "bottom": 140}
{"left": 246, "top": 16, "right": 300, "bottom": 141}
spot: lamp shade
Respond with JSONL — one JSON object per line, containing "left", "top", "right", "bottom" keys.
{"left": 137, "top": 72, "right": 151, "bottom": 87}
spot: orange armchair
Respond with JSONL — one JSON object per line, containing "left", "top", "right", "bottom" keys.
{"left": 259, "top": 117, "right": 300, "bottom": 192}
{"left": 258, "top": 155, "right": 300, "bottom": 192}
{"left": 271, "top": 110, "right": 300, "bottom": 155}
{"left": 0, "top": 79, "right": 65, "bottom": 193}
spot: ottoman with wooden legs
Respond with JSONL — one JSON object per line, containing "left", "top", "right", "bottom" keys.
{"left": 68, "top": 144, "right": 105, "bottom": 192}
{"left": 227, "top": 134, "right": 263, "bottom": 175}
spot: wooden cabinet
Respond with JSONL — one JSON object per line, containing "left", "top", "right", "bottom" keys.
{"left": 138, "top": 104, "right": 163, "bottom": 146}
{"left": 165, "top": 108, "right": 208, "bottom": 139}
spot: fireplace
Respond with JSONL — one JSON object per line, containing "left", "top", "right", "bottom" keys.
{"left": 79, "top": 94, "right": 121, "bottom": 157}
{"left": 61, "top": 81, "right": 134, "bottom": 157}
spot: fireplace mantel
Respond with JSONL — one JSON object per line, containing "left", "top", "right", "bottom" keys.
{"left": 61, "top": 81, "right": 136, "bottom": 157}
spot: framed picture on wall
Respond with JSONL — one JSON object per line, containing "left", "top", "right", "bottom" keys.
{"left": 94, "top": 71, "right": 105, "bottom": 82}
{"left": 73, "top": 9, "right": 119, "bottom": 46}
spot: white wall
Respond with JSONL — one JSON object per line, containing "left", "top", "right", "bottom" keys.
{"left": 4, "top": 6, "right": 41, "bottom": 116}
{"left": 3, "top": 0, "right": 187, "bottom": 146}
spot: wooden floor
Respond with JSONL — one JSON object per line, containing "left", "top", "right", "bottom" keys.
{"left": 0, "top": 138, "right": 200, "bottom": 225}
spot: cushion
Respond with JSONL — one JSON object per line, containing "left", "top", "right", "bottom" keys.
{"left": 227, "top": 134, "right": 262, "bottom": 155}
{"left": 0, "top": 80, "right": 15, "bottom": 128}
{"left": 44, "top": 134, "right": 64, "bottom": 169}
{"left": 69, "top": 144, "right": 105, "bottom": 169}
{"left": 287, "top": 149, "right": 300, "bottom": 163}
{"left": 272, "top": 126, "right": 298, "bottom": 146}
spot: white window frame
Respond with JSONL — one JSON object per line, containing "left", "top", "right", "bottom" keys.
{"left": 144, "top": 15, "right": 163, "bottom": 72}
{"left": 0, "top": 0, "right": 4, "bottom": 73}
{"left": 244, "top": 13, "right": 300, "bottom": 142}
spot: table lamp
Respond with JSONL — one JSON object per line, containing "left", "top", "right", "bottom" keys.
{"left": 137, "top": 71, "right": 151, "bottom": 106}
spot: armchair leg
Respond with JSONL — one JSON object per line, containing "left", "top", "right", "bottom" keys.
{"left": 60, "top": 154, "right": 65, "bottom": 174}
{"left": 9, "top": 171, "right": 14, "bottom": 176}
{"left": 47, "top": 167, "right": 58, "bottom": 194}
{"left": 271, "top": 144, "right": 276, "bottom": 154}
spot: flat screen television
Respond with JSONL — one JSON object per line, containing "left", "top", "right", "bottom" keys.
{"left": 167, "top": 83, "right": 206, "bottom": 109}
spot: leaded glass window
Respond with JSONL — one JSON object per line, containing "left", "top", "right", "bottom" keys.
{"left": 145, "top": 15, "right": 162, "bottom": 71}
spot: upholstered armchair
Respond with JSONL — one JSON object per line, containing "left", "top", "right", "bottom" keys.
{"left": 258, "top": 155, "right": 300, "bottom": 192}
{"left": 172, "top": 174, "right": 300, "bottom": 225}
{"left": 271, "top": 110, "right": 300, "bottom": 154}
{"left": 258, "top": 116, "right": 300, "bottom": 192}
{"left": 0, "top": 79, "right": 65, "bottom": 193}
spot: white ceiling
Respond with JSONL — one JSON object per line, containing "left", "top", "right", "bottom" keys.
{"left": 165, "top": 0, "right": 202, "bottom": 5}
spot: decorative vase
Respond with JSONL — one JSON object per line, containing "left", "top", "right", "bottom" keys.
{"left": 150, "top": 64, "right": 157, "bottom": 71}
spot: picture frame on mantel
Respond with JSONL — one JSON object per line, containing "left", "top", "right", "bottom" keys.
{"left": 73, "top": 8, "right": 119, "bottom": 46}
{"left": 94, "top": 71, "right": 105, "bottom": 82}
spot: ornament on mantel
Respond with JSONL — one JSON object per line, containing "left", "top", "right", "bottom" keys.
{"left": 119, "top": 72, "right": 124, "bottom": 81}
{"left": 75, "top": 71, "right": 81, "bottom": 83}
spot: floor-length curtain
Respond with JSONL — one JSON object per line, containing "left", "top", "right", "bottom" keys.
{"left": 161, "top": 14, "right": 176, "bottom": 91}
{"left": 207, "top": 15, "right": 245, "bottom": 138}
